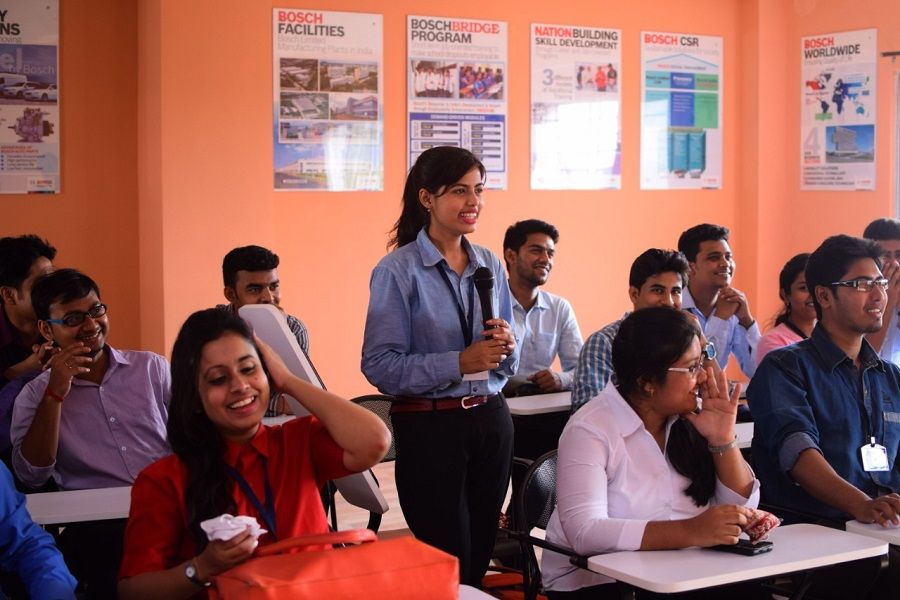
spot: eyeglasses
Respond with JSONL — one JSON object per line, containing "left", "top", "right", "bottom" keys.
{"left": 668, "top": 362, "right": 703, "bottom": 377}
{"left": 830, "top": 277, "right": 889, "bottom": 293}
{"left": 46, "top": 303, "right": 108, "bottom": 327}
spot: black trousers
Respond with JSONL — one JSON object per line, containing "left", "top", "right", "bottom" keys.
{"left": 391, "top": 396, "right": 513, "bottom": 588}
{"left": 56, "top": 519, "right": 127, "bottom": 599}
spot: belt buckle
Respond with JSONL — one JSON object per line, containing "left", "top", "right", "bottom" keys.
{"left": 460, "top": 395, "right": 479, "bottom": 409}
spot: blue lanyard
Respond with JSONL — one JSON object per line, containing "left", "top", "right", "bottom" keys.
{"left": 224, "top": 456, "right": 277, "bottom": 540}
{"left": 436, "top": 264, "right": 475, "bottom": 347}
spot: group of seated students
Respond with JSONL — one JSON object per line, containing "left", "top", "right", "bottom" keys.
{"left": 0, "top": 238, "right": 390, "bottom": 599}
{"left": 1, "top": 143, "right": 900, "bottom": 599}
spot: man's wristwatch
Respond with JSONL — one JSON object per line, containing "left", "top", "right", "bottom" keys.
{"left": 185, "top": 561, "right": 211, "bottom": 588}
{"left": 701, "top": 341, "right": 717, "bottom": 362}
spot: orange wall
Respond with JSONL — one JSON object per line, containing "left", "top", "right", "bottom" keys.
{"left": 5, "top": 1, "right": 898, "bottom": 397}
{"left": 142, "top": 0, "right": 746, "bottom": 397}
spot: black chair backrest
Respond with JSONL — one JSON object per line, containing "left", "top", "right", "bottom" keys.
{"left": 351, "top": 394, "right": 396, "bottom": 461}
{"left": 518, "top": 450, "right": 558, "bottom": 531}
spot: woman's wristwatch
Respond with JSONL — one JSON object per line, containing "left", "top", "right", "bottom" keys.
{"left": 701, "top": 341, "right": 717, "bottom": 363}
{"left": 185, "top": 561, "right": 211, "bottom": 588}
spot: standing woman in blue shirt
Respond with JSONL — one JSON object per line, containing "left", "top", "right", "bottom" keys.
{"left": 362, "top": 146, "right": 518, "bottom": 587}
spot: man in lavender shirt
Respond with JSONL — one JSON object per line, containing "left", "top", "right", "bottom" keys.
{"left": 10, "top": 268, "right": 169, "bottom": 599}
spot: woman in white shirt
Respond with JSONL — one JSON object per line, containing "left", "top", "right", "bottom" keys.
{"left": 541, "top": 307, "right": 761, "bottom": 599}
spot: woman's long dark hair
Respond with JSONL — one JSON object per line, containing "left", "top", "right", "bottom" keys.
{"left": 612, "top": 307, "right": 715, "bottom": 506}
{"left": 774, "top": 253, "right": 810, "bottom": 326}
{"left": 168, "top": 308, "right": 258, "bottom": 548}
{"left": 388, "top": 146, "right": 486, "bottom": 249}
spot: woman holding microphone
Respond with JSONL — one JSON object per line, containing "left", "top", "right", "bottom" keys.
{"left": 362, "top": 146, "right": 517, "bottom": 587}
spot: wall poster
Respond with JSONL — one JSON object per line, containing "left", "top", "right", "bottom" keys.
{"left": 640, "top": 32, "right": 722, "bottom": 190}
{"left": 530, "top": 23, "right": 621, "bottom": 190}
{"left": 273, "top": 9, "right": 383, "bottom": 191}
{"left": 0, "top": 1, "right": 59, "bottom": 194}
{"left": 407, "top": 15, "right": 508, "bottom": 189}
{"left": 800, "top": 28, "right": 876, "bottom": 191}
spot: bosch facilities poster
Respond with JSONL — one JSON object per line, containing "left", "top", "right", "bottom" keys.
{"left": 800, "top": 28, "right": 876, "bottom": 191}
{"left": 530, "top": 23, "right": 621, "bottom": 190}
{"left": 273, "top": 9, "right": 383, "bottom": 191}
{"left": 0, "top": 1, "right": 58, "bottom": 194}
{"left": 640, "top": 32, "right": 722, "bottom": 190}
{"left": 407, "top": 15, "right": 508, "bottom": 189}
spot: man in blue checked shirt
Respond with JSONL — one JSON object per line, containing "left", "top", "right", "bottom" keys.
{"left": 571, "top": 249, "right": 689, "bottom": 412}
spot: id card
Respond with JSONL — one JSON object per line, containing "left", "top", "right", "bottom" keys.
{"left": 860, "top": 439, "right": 890, "bottom": 472}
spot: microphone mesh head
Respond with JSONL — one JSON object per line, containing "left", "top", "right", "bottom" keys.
{"left": 473, "top": 266, "right": 494, "bottom": 290}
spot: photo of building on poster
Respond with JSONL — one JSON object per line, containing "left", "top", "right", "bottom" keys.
{"left": 272, "top": 9, "right": 383, "bottom": 191}
{"left": 800, "top": 28, "right": 875, "bottom": 191}
{"left": 640, "top": 32, "right": 722, "bottom": 190}
{"left": 530, "top": 23, "right": 621, "bottom": 190}
{"left": 0, "top": 1, "right": 59, "bottom": 194}
{"left": 407, "top": 15, "right": 508, "bottom": 189}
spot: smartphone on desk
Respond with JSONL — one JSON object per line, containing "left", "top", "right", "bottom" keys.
{"left": 709, "top": 539, "right": 773, "bottom": 556}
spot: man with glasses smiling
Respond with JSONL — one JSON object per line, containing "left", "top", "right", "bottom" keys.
{"left": 9, "top": 269, "right": 170, "bottom": 598}
{"left": 749, "top": 234, "right": 900, "bottom": 597}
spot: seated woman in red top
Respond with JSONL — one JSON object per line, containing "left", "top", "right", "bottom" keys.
{"left": 118, "top": 308, "right": 390, "bottom": 599}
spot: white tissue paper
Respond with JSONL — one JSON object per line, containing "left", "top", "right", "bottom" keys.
{"left": 200, "top": 514, "right": 267, "bottom": 542}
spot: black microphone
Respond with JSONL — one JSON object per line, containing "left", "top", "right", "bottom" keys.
{"left": 473, "top": 267, "right": 496, "bottom": 328}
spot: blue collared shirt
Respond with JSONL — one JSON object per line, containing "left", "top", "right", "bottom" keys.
{"left": 0, "top": 461, "right": 76, "bottom": 598}
{"left": 682, "top": 287, "right": 760, "bottom": 378}
{"left": 362, "top": 229, "right": 518, "bottom": 397}
{"left": 748, "top": 324, "right": 900, "bottom": 520}
{"left": 570, "top": 316, "right": 626, "bottom": 412}
{"left": 511, "top": 290, "right": 583, "bottom": 390}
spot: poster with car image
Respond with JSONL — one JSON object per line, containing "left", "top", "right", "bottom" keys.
{"left": 640, "top": 32, "right": 722, "bottom": 190}
{"left": 800, "top": 28, "right": 876, "bottom": 191}
{"left": 273, "top": 9, "right": 383, "bottom": 191}
{"left": 0, "top": 0, "right": 58, "bottom": 193}
{"left": 407, "top": 15, "right": 508, "bottom": 189}
{"left": 530, "top": 23, "right": 621, "bottom": 190}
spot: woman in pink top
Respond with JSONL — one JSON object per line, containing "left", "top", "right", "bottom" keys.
{"left": 756, "top": 253, "right": 817, "bottom": 365}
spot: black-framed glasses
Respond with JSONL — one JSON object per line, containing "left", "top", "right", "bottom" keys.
{"left": 46, "top": 303, "right": 108, "bottom": 327}
{"left": 830, "top": 277, "right": 889, "bottom": 293}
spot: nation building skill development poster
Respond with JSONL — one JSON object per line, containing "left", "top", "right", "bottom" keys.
{"left": 530, "top": 23, "right": 621, "bottom": 190}
{"left": 407, "top": 16, "right": 508, "bottom": 189}
{"left": 0, "top": 1, "right": 59, "bottom": 194}
{"left": 640, "top": 32, "right": 722, "bottom": 190}
{"left": 273, "top": 9, "right": 384, "bottom": 191}
{"left": 800, "top": 28, "right": 876, "bottom": 191}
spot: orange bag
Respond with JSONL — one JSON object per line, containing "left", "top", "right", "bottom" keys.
{"left": 209, "top": 529, "right": 459, "bottom": 599}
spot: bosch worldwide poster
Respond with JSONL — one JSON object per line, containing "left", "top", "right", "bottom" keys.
{"left": 800, "top": 28, "right": 876, "bottom": 191}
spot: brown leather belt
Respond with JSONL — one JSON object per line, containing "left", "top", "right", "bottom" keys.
{"left": 391, "top": 394, "right": 497, "bottom": 413}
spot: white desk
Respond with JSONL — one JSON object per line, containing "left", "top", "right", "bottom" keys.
{"left": 459, "top": 584, "right": 494, "bottom": 598}
{"left": 507, "top": 391, "right": 571, "bottom": 416}
{"left": 586, "top": 523, "right": 886, "bottom": 594}
{"left": 26, "top": 486, "right": 132, "bottom": 525}
{"left": 736, "top": 422, "right": 753, "bottom": 449}
{"left": 846, "top": 519, "right": 900, "bottom": 544}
